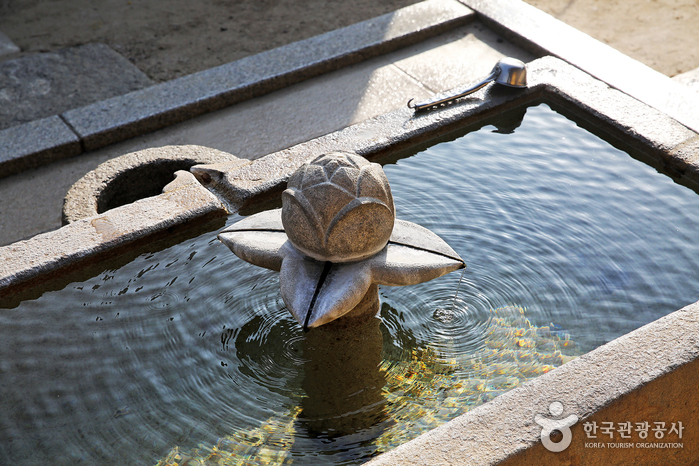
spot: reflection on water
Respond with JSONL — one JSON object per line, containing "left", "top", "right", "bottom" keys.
{"left": 2, "top": 104, "right": 699, "bottom": 465}
{"left": 156, "top": 305, "right": 577, "bottom": 466}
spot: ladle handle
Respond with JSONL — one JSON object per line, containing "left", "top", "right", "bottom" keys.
{"left": 408, "top": 68, "right": 499, "bottom": 112}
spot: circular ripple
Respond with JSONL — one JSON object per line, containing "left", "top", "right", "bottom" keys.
{"left": 234, "top": 310, "right": 306, "bottom": 397}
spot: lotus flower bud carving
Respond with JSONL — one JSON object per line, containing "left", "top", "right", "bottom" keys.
{"left": 219, "top": 151, "right": 464, "bottom": 328}
{"left": 281, "top": 152, "right": 396, "bottom": 263}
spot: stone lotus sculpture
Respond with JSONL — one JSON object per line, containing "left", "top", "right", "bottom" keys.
{"left": 282, "top": 152, "right": 395, "bottom": 263}
{"left": 219, "top": 152, "right": 465, "bottom": 330}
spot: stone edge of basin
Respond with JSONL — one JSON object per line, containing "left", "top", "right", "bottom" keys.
{"left": 0, "top": 179, "right": 228, "bottom": 295}
{"left": 195, "top": 56, "right": 699, "bottom": 212}
{"left": 459, "top": 0, "right": 699, "bottom": 135}
{"left": 0, "top": 0, "right": 475, "bottom": 180}
{"left": 2, "top": 55, "right": 699, "bottom": 296}
{"left": 61, "top": 144, "right": 249, "bottom": 224}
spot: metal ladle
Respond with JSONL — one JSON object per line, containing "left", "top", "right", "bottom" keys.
{"left": 408, "top": 57, "right": 527, "bottom": 112}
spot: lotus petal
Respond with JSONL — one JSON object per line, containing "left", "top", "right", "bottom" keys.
{"left": 371, "top": 219, "right": 465, "bottom": 286}
{"left": 279, "top": 247, "right": 328, "bottom": 326}
{"left": 217, "top": 154, "right": 467, "bottom": 329}
{"left": 370, "top": 244, "right": 464, "bottom": 286}
{"left": 324, "top": 198, "right": 395, "bottom": 263}
{"left": 301, "top": 182, "right": 355, "bottom": 227}
{"left": 330, "top": 166, "right": 359, "bottom": 193}
{"left": 356, "top": 164, "right": 392, "bottom": 206}
{"left": 389, "top": 219, "right": 463, "bottom": 263}
{"left": 220, "top": 208, "right": 284, "bottom": 232}
{"left": 218, "top": 210, "right": 287, "bottom": 271}
{"left": 307, "top": 261, "right": 375, "bottom": 328}
{"left": 322, "top": 158, "right": 343, "bottom": 178}
{"left": 280, "top": 250, "right": 374, "bottom": 328}
{"left": 281, "top": 188, "right": 324, "bottom": 253}
{"left": 300, "top": 162, "right": 327, "bottom": 189}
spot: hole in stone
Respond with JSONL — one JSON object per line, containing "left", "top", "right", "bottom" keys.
{"left": 96, "top": 160, "right": 196, "bottom": 214}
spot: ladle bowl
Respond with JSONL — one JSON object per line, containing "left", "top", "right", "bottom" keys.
{"left": 408, "top": 57, "right": 527, "bottom": 112}
{"left": 493, "top": 56, "right": 528, "bottom": 88}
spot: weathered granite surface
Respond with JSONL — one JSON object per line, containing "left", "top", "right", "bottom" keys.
{"left": 4, "top": 56, "right": 692, "bottom": 301}
{"left": 0, "top": 0, "right": 475, "bottom": 180}
{"left": 0, "top": 115, "right": 81, "bottom": 177}
{"left": 193, "top": 57, "right": 699, "bottom": 214}
{"left": 218, "top": 208, "right": 464, "bottom": 328}
{"left": 60, "top": 0, "right": 475, "bottom": 151}
{"left": 0, "top": 181, "right": 226, "bottom": 296}
{"left": 62, "top": 145, "right": 245, "bottom": 224}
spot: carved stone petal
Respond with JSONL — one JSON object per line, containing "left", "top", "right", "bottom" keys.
{"left": 221, "top": 208, "right": 284, "bottom": 232}
{"left": 281, "top": 188, "right": 324, "bottom": 252}
{"left": 322, "top": 159, "right": 343, "bottom": 179}
{"left": 218, "top": 209, "right": 286, "bottom": 272}
{"left": 324, "top": 198, "right": 395, "bottom": 263}
{"left": 371, "top": 219, "right": 465, "bottom": 286}
{"left": 389, "top": 219, "right": 463, "bottom": 263}
{"left": 280, "top": 250, "right": 374, "bottom": 329}
{"left": 218, "top": 230, "right": 287, "bottom": 272}
{"left": 308, "top": 262, "right": 374, "bottom": 328}
{"left": 330, "top": 166, "right": 359, "bottom": 194}
{"left": 301, "top": 182, "right": 355, "bottom": 228}
{"left": 300, "top": 163, "right": 327, "bottom": 189}
{"left": 218, "top": 210, "right": 466, "bottom": 328}
{"left": 370, "top": 244, "right": 464, "bottom": 286}
{"left": 356, "top": 164, "right": 391, "bottom": 205}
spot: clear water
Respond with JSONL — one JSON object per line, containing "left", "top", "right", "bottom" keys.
{"left": 1, "top": 104, "right": 698, "bottom": 465}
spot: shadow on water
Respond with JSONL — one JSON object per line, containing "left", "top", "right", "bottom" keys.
{"left": 205, "top": 300, "right": 428, "bottom": 465}
{"left": 293, "top": 317, "right": 389, "bottom": 465}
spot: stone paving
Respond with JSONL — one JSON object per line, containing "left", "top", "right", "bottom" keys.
{"left": 0, "top": 0, "right": 697, "bottom": 247}
{"left": 0, "top": 1, "right": 535, "bottom": 246}
{"left": 1, "top": 0, "right": 698, "bottom": 247}
{"left": 0, "top": 43, "right": 152, "bottom": 130}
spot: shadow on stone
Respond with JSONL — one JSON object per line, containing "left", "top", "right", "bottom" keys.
{"left": 62, "top": 145, "right": 243, "bottom": 223}
{"left": 96, "top": 159, "right": 198, "bottom": 214}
